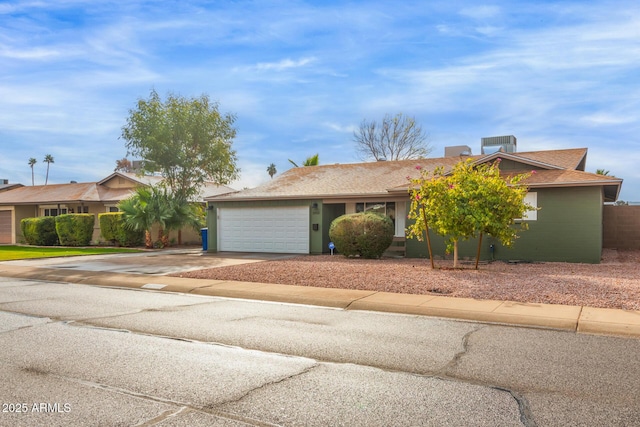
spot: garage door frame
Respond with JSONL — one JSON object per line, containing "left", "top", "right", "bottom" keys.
{"left": 217, "top": 206, "right": 310, "bottom": 254}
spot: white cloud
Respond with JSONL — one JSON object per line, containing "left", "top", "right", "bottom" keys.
{"left": 250, "top": 57, "right": 317, "bottom": 72}
{"left": 0, "top": 45, "right": 61, "bottom": 60}
{"left": 459, "top": 5, "right": 501, "bottom": 20}
{"left": 323, "top": 122, "right": 357, "bottom": 133}
{"left": 581, "top": 113, "right": 636, "bottom": 126}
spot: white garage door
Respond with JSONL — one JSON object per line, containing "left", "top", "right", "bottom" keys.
{"left": 218, "top": 206, "right": 309, "bottom": 254}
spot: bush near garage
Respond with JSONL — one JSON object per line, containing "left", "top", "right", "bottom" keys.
{"left": 55, "top": 214, "right": 95, "bottom": 246}
{"left": 99, "top": 212, "right": 144, "bottom": 247}
{"left": 329, "top": 212, "right": 394, "bottom": 259}
{"left": 20, "top": 217, "right": 59, "bottom": 246}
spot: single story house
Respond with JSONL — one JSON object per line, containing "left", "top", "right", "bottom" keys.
{"left": 205, "top": 145, "right": 622, "bottom": 263}
{"left": 0, "top": 172, "right": 234, "bottom": 245}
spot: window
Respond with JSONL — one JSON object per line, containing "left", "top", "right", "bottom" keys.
{"left": 355, "top": 202, "right": 395, "bottom": 218}
{"left": 43, "top": 208, "right": 67, "bottom": 217}
{"left": 520, "top": 192, "right": 537, "bottom": 221}
{"left": 105, "top": 205, "right": 119, "bottom": 212}
{"left": 355, "top": 201, "right": 396, "bottom": 228}
{"left": 77, "top": 206, "right": 89, "bottom": 213}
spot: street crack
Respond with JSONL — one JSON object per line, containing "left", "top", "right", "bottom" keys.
{"left": 438, "top": 325, "right": 484, "bottom": 374}
{"left": 493, "top": 386, "right": 537, "bottom": 427}
{"left": 213, "top": 363, "right": 321, "bottom": 408}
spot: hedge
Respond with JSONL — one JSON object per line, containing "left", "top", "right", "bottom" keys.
{"left": 99, "top": 212, "right": 143, "bottom": 247}
{"left": 20, "top": 217, "right": 59, "bottom": 246}
{"left": 55, "top": 214, "right": 95, "bottom": 246}
{"left": 329, "top": 212, "right": 394, "bottom": 259}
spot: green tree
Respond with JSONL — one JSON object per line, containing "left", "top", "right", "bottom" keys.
{"left": 288, "top": 154, "right": 319, "bottom": 167}
{"left": 267, "top": 163, "right": 277, "bottom": 178}
{"left": 407, "top": 159, "right": 534, "bottom": 269}
{"left": 121, "top": 89, "right": 239, "bottom": 200}
{"left": 43, "top": 154, "right": 54, "bottom": 185}
{"left": 354, "top": 113, "right": 433, "bottom": 161}
{"left": 28, "top": 158, "right": 37, "bottom": 186}
{"left": 596, "top": 168, "right": 610, "bottom": 176}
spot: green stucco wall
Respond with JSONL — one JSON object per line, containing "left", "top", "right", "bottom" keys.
{"left": 405, "top": 186, "right": 604, "bottom": 263}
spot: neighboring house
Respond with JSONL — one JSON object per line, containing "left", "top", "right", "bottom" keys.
{"left": 205, "top": 145, "right": 622, "bottom": 263}
{"left": 0, "top": 172, "right": 234, "bottom": 245}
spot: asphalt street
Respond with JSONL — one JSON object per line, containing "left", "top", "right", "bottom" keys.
{"left": 0, "top": 277, "right": 638, "bottom": 426}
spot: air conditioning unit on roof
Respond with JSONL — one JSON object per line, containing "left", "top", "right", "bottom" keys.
{"left": 481, "top": 135, "right": 517, "bottom": 154}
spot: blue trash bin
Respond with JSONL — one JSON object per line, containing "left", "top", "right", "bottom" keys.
{"left": 201, "top": 228, "right": 208, "bottom": 251}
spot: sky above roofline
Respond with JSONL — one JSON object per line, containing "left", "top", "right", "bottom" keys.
{"left": 1, "top": 0, "right": 638, "bottom": 201}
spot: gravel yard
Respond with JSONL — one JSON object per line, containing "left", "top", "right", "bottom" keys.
{"left": 174, "top": 249, "right": 640, "bottom": 311}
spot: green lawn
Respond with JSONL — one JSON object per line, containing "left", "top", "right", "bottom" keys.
{"left": 0, "top": 246, "right": 143, "bottom": 261}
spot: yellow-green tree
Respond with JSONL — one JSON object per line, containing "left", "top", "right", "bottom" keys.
{"left": 407, "top": 159, "right": 535, "bottom": 269}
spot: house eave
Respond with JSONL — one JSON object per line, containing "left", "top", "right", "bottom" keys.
{"left": 474, "top": 152, "right": 565, "bottom": 170}
{"left": 206, "top": 192, "right": 397, "bottom": 203}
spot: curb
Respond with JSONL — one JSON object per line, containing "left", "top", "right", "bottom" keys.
{"left": 1, "top": 264, "right": 639, "bottom": 338}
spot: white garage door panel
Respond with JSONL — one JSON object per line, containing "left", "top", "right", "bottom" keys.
{"left": 218, "top": 207, "right": 309, "bottom": 254}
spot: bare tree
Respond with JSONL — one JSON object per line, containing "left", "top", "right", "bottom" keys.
{"left": 354, "top": 113, "right": 432, "bottom": 161}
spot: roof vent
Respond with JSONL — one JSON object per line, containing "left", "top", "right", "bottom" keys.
{"left": 481, "top": 135, "right": 517, "bottom": 154}
{"left": 445, "top": 145, "right": 473, "bottom": 157}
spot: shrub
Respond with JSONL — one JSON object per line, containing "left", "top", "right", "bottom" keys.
{"left": 99, "top": 212, "right": 144, "bottom": 247}
{"left": 20, "top": 217, "right": 59, "bottom": 246}
{"left": 55, "top": 214, "right": 95, "bottom": 246}
{"left": 329, "top": 212, "right": 394, "bottom": 259}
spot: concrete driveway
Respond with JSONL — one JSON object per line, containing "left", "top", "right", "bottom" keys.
{"left": 2, "top": 248, "right": 296, "bottom": 275}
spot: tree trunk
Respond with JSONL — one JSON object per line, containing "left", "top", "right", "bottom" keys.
{"left": 453, "top": 240, "right": 459, "bottom": 268}
{"left": 144, "top": 230, "right": 153, "bottom": 249}
{"left": 475, "top": 232, "right": 483, "bottom": 270}
{"left": 421, "top": 207, "right": 435, "bottom": 269}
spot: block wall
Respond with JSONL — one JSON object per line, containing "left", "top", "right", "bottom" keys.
{"left": 603, "top": 205, "right": 640, "bottom": 249}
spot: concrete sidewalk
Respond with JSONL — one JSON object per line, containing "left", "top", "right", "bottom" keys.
{"left": 1, "top": 262, "right": 638, "bottom": 338}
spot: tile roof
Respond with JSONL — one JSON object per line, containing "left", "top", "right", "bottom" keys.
{"left": 209, "top": 147, "right": 621, "bottom": 202}
{"left": 0, "top": 182, "right": 118, "bottom": 205}
{"left": 0, "top": 174, "right": 235, "bottom": 206}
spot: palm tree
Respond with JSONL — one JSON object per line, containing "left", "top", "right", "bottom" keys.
{"left": 119, "top": 186, "right": 172, "bottom": 248}
{"left": 28, "top": 158, "right": 37, "bottom": 186}
{"left": 288, "top": 154, "right": 319, "bottom": 167}
{"left": 43, "top": 154, "right": 54, "bottom": 185}
{"left": 164, "top": 196, "right": 204, "bottom": 246}
{"left": 267, "top": 163, "right": 277, "bottom": 178}
{"left": 596, "top": 168, "right": 610, "bottom": 176}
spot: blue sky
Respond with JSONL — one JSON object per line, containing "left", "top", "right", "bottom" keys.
{"left": 1, "top": 0, "right": 639, "bottom": 201}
